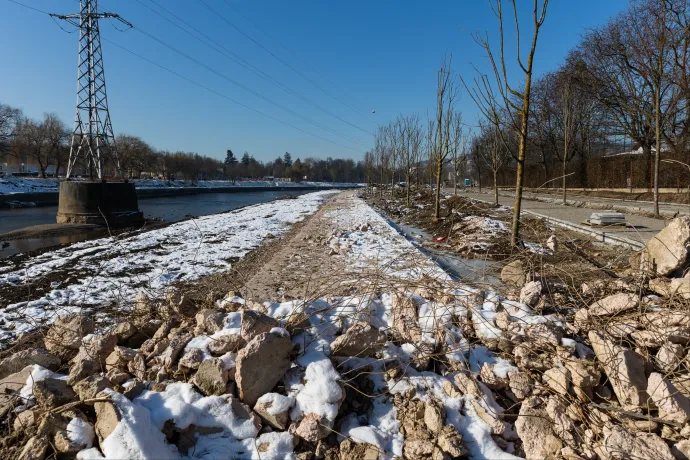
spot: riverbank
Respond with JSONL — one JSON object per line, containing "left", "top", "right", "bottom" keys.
{"left": 3, "top": 190, "right": 690, "bottom": 459}
{"left": 0, "top": 177, "right": 362, "bottom": 208}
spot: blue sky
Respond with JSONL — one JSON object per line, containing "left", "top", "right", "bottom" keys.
{"left": 1, "top": 0, "right": 628, "bottom": 163}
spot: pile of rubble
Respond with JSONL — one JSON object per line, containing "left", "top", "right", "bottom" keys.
{"left": 6, "top": 217, "right": 690, "bottom": 459}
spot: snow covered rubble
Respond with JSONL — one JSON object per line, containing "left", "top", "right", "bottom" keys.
{"left": 0, "top": 191, "right": 337, "bottom": 343}
{"left": 6, "top": 196, "right": 690, "bottom": 459}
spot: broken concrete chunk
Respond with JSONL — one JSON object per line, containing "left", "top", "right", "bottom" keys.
{"left": 178, "top": 348, "right": 204, "bottom": 371}
{"left": 94, "top": 400, "right": 121, "bottom": 443}
{"left": 105, "top": 346, "right": 137, "bottom": 372}
{"left": 508, "top": 370, "right": 533, "bottom": 400}
{"left": 515, "top": 396, "right": 563, "bottom": 460}
{"left": 34, "top": 378, "right": 77, "bottom": 408}
{"left": 192, "top": 358, "right": 229, "bottom": 396}
{"left": 565, "top": 360, "right": 600, "bottom": 401}
{"left": 638, "top": 216, "right": 690, "bottom": 276}
{"left": 647, "top": 373, "right": 690, "bottom": 425}
{"left": 656, "top": 342, "right": 684, "bottom": 374}
{"left": 195, "top": 309, "right": 225, "bottom": 335}
{"left": 543, "top": 366, "right": 571, "bottom": 396}
{"left": 73, "top": 374, "right": 112, "bottom": 401}
{"left": 254, "top": 392, "right": 292, "bottom": 430}
{"left": 236, "top": 331, "right": 292, "bottom": 406}
{"left": 330, "top": 321, "right": 384, "bottom": 357}
{"left": 160, "top": 332, "right": 193, "bottom": 368}
{"left": 208, "top": 334, "right": 245, "bottom": 355}
{"left": 519, "top": 281, "right": 543, "bottom": 307}
{"left": 17, "top": 436, "right": 49, "bottom": 460}
{"left": 240, "top": 310, "right": 279, "bottom": 342}
{"left": 44, "top": 313, "right": 94, "bottom": 360}
{"left": 604, "top": 425, "right": 674, "bottom": 460}
{"left": 589, "top": 331, "right": 649, "bottom": 408}
{"left": 587, "top": 293, "right": 638, "bottom": 317}
{"left": 501, "top": 260, "right": 528, "bottom": 286}
{"left": 0, "top": 349, "right": 61, "bottom": 380}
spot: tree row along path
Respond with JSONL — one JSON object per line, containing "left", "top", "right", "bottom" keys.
{"left": 448, "top": 188, "right": 669, "bottom": 247}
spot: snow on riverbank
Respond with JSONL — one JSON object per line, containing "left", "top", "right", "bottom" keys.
{"left": 0, "top": 191, "right": 337, "bottom": 341}
{"left": 0, "top": 176, "right": 361, "bottom": 194}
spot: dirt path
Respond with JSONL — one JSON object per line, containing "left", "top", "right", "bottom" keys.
{"left": 241, "top": 191, "right": 354, "bottom": 302}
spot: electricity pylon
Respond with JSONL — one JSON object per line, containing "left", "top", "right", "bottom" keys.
{"left": 51, "top": 1, "right": 131, "bottom": 179}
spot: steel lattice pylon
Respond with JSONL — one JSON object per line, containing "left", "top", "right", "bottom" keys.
{"left": 52, "top": 1, "right": 131, "bottom": 179}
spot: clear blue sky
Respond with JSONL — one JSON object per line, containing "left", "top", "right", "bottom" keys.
{"left": 1, "top": 0, "right": 627, "bottom": 163}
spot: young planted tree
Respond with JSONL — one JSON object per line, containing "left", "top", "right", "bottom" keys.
{"left": 555, "top": 70, "right": 580, "bottom": 204}
{"left": 466, "top": 0, "right": 549, "bottom": 245}
{"left": 450, "top": 112, "right": 464, "bottom": 195}
{"left": 432, "top": 54, "right": 458, "bottom": 219}
{"left": 477, "top": 120, "right": 509, "bottom": 205}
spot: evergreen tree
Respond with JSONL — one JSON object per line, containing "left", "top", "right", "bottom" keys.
{"left": 241, "top": 152, "right": 251, "bottom": 165}
{"left": 224, "top": 149, "right": 238, "bottom": 166}
{"left": 283, "top": 151, "right": 293, "bottom": 167}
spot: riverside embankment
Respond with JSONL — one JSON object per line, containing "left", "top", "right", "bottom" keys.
{"left": 3, "top": 190, "right": 690, "bottom": 459}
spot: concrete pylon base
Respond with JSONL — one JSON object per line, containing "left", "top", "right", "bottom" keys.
{"left": 56, "top": 181, "right": 144, "bottom": 227}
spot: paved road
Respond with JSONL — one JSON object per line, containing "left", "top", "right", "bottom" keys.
{"left": 447, "top": 188, "right": 668, "bottom": 247}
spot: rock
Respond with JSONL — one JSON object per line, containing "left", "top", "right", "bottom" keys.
{"left": 240, "top": 310, "right": 279, "bottom": 342}
{"left": 195, "top": 309, "right": 225, "bottom": 335}
{"left": 34, "top": 378, "right": 77, "bottom": 408}
{"left": 236, "top": 331, "right": 292, "bottom": 406}
{"left": 391, "top": 295, "right": 422, "bottom": 345}
{"left": 638, "top": 216, "right": 690, "bottom": 276}
{"left": 208, "top": 334, "right": 245, "bottom": 355}
{"left": 67, "top": 355, "right": 99, "bottom": 386}
{"left": 123, "top": 380, "right": 146, "bottom": 400}
{"left": 17, "top": 436, "right": 49, "bottom": 460}
{"left": 604, "top": 425, "right": 674, "bottom": 460}
{"left": 160, "top": 332, "right": 193, "bottom": 368}
{"left": 105, "top": 346, "right": 137, "bottom": 372}
{"left": 469, "top": 398, "right": 504, "bottom": 435}
{"left": 330, "top": 321, "right": 384, "bottom": 357}
{"left": 508, "top": 370, "right": 533, "bottom": 400}
{"left": 95, "top": 400, "right": 121, "bottom": 443}
{"left": 0, "top": 349, "right": 61, "bottom": 380}
{"left": 423, "top": 400, "right": 444, "bottom": 434}
{"left": 480, "top": 362, "right": 510, "bottom": 390}
{"left": 657, "top": 342, "right": 685, "bottom": 373}
{"left": 152, "top": 319, "right": 178, "bottom": 341}
{"left": 113, "top": 321, "right": 137, "bottom": 342}
{"left": 178, "top": 348, "right": 204, "bottom": 371}
{"left": 526, "top": 322, "right": 563, "bottom": 347}
{"left": 632, "top": 326, "right": 690, "bottom": 347}
{"left": 437, "top": 425, "right": 468, "bottom": 457}
{"left": 546, "top": 396, "right": 577, "bottom": 446}
{"left": 167, "top": 289, "right": 198, "bottom": 317}
{"left": 404, "top": 439, "right": 435, "bottom": 458}
{"left": 44, "top": 313, "right": 94, "bottom": 360}
{"left": 546, "top": 235, "right": 558, "bottom": 252}
{"left": 294, "top": 412, "right": 329, "bottom": 442}
{"left": 565, "top": 360, "right": 600, "bottom": 401}
{"left": 106, "top": 368, "right": 131, "bottom": 385}
{"left": 588, "top": 293, "right": 638, "bottom": 317}
{"left": 543, "top": 366, "right": 571, "bottom": 396}
{"left": 73, "top": 375, "right": 112, "bottom": 401}
{"left": 254, "top": 392, "right": 293, "bottom": 430}
{"left": 454, "top": 372, "right": 482, "bottom": 397}
{"left": 13, "top": 407, "right": 43, "bottom": 431}
{"left": 501, "top": 260, "right": 528, "bottom": 286}
{"left": 75, "top": 333, "right": 118, "bottom": 366}
{"left": 0, "top": 366, "right": 35, "bottom": 417}
{"left": 589, "top": 331, "right": 648, "bottom": 408}
{"left": 193, "top": 358, "right": 229, "bottom": 396}
{"left": 647, "top": 373, "right": 690, "bottom": 424}
{"left": 673, "top": 440, "right": 690, "bottom": 460}
{"left": 519, "top": 281, "right": 543, "bottom": 307}
{"left": 515, "top": 396, "right": 563, "bottom": 460}
{"left": 128, "top": 353, "right": 146, "bottom": 380}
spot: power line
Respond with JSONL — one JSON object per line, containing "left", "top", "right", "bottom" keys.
{"left": 221, "top": 0, "right": 378, "bottom": 125}
{"left": 6, "top": 0, "right": 364, "bottom": 154}
{"left": 197, "top": 0, "right": 374, "bottom": 127}
{"left": 102, "top": 38, "right": 361, "bottom": 153}
{"left": 132, "top": 26, "right": 365, "bottom": 147}
{"left": 133, "top": 0, "right": 371, "bottom": 140}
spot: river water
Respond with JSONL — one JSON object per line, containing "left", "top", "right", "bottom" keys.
{"left": 0, "top": 190, "right": 311, "bottom": 258}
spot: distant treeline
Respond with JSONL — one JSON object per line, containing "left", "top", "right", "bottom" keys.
{"left": 0, "top": 102, "right": 366, "bottom": 183}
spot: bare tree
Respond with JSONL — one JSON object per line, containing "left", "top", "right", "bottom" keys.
{"left": 466, "top": 0, "right": 549, "bottom": 245}
{"left": 433, "top": 54, "right": 458, "bottom": 219}
{"left": 0, "top": 103, "right": 22, "bottom": 160}
{"left": 477, "top": 120, "right": 509, "bottom": 205}
{"left": 13, "top": 113, "right": 67, "bottom": 177}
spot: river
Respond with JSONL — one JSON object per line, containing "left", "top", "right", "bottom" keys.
{"left": 0, "top": 190, "right": 312, "bottom": 258}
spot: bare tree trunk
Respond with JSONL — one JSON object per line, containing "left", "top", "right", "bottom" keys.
{"left": 493, "top": 168, "right": 499, "bottom": 205}
{"left": 654, "top": 82, "right": 661, "bottom": 216}
{"left": 434, "top": 162, "right": 442, "bottom": 218}
{"left": 562, "top": 148, "right": 568, "bottom": 205}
